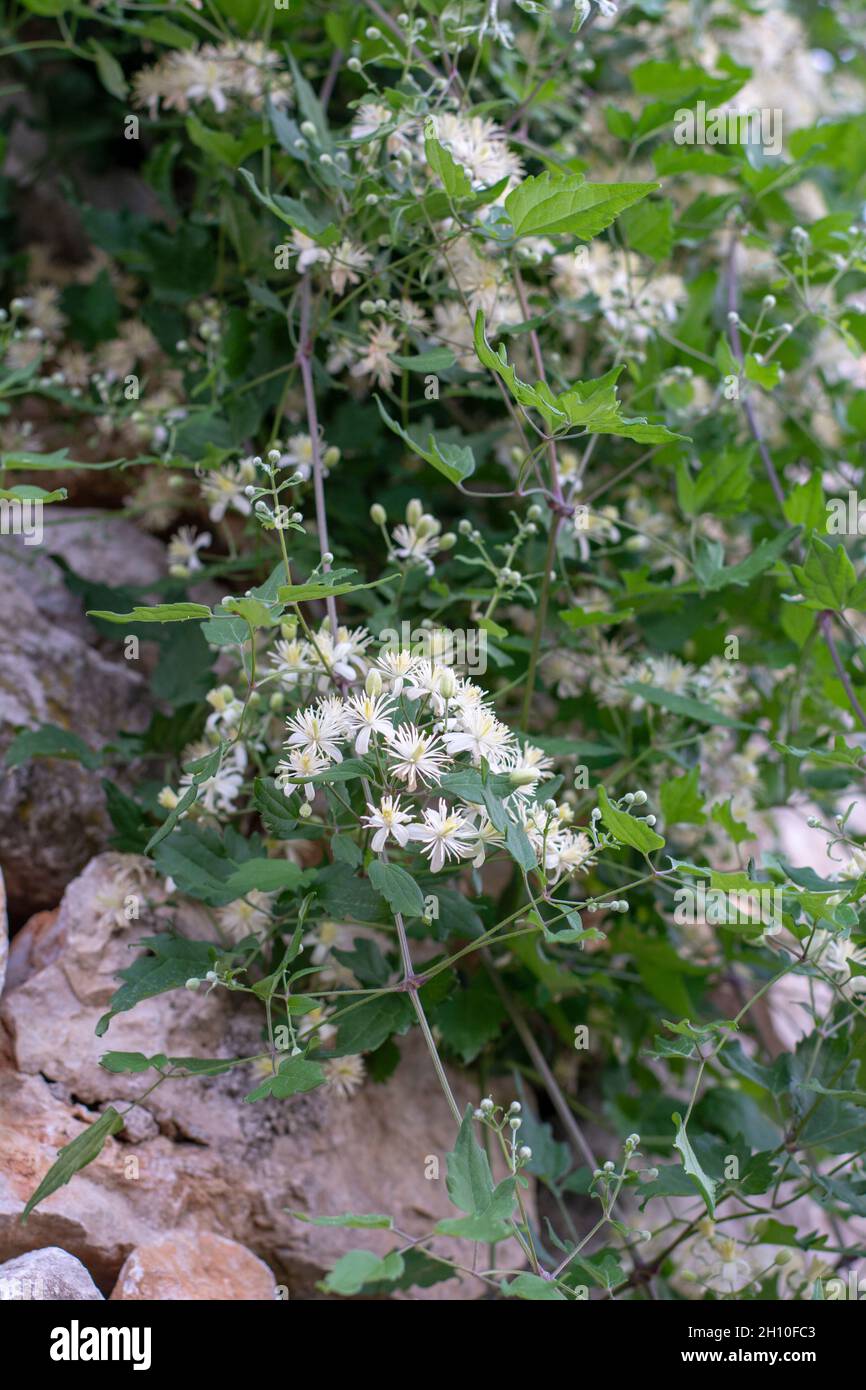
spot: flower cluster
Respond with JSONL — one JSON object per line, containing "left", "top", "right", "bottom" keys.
{"left": 133, "top": 41, "right": 292, "bottom": 116}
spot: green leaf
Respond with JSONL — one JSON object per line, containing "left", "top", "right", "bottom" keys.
{"left": 434, "top": 974, "right": 505, "bottom": 1063}
{"left": 332, "top": 994, "right": 413, "bottom": 1056}
{"left": 22, "top": 1108, "right": 124, "bottom": 1221}
{"left": 277, "top": 570, "right": 396, "bottom": 603}
{"left": 322, "top": 1249, "right": 405, "bottom": 1296}
{"left": 90, "top": 41, "right": 128, "bottom": 99}
{"left": 243, "top": 1054, "right": 326, "bottom": 1102}
{"left": 505, "top": 172, "right": 657, "bottom": 239}
{"left": 100, "top": 1052, "right": 253, "bottom": 1077}
{"left": 368, "top": 861, "right": 425, "bottom": 918}
{"left": 672, "top": 1112, "right": 717, "bottom": 1215}
{"left": 597, "top": 785, "right": 665, "bottom": 853}
{"left": 288, "top": 1211, "right": 393, "bottom": 1229}
{"left": 0, "top": 484, "right": 66, "bottom": 502}
{"left": 446, "top": 1107, "right": 496, "bottom": 1214}
{"left": 791, "top": 537, "right": 859, "bottom": 611}
{"left": 660, "top": 768, "right": 706, "bottom": 826}
{"left": 375, "top": 395, "right": 475, "bottom": 483}
{"left": 4, "top": 724, "right": 101, "bottom": 771}
{"left": 222, "top": 858, "right": 308, "bottom": 898}
{"left": 473, "top": 313, "right": 566, "bottom": 430}
{"left": 87, "top": 603, "right": 212, "bottom": 624}
{"left": 622, "top": 683, "right": 753, "bottom": 730}
{"left": 389, "top": 346, "right": 456, "bottom": 373}
{"left": 425, "top": 135, "right": 472, "bottom": 199}
{"left": 96, "top": 935, "right": 217, "bottom": 1035}
{"left": 505, "top": 1273, "right": 567, "bottom": 1300}
{"left": 620, "top": 197, "right": 674, "bottom": 260}
{"left": 434, "top": 1180, "right": 514, "bottom": 1243}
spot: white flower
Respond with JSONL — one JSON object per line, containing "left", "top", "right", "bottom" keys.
{"left": 329, "top": 240, "right": 371, "bottom": 296}
{"left": 545, "top": 829, "right": 596, "bottom": 879}
{"left": 204, "top": 685, "right": 244, "bottom": 737}
{"left": 324, "top": 1054, "right": 366, "bottom": 1098}
{"left": 376, "top": 647, "right": 422, "bottom": 695}
{"left": 200, "top": 458, "right": 256, "bottom": 523}
{"left": 464, "top": 813, "right": 504, "bottom": 868}
{"left": 270, "top": 637, "right": 312, "bottom": 688}
{"left": 275, "top": 746, "right": 331, "bottom": 800}
{"left": 344, "top": 691, "right": 396, "bottom": 753}
{"left": 391, "top": 519, "right": 444, "bottom": 573}
{"left": 502, "top": 742, "right": 554, "bottom": 796}
{"left": 285, "top": 701, "right": 347, "bottom": 762}
{"left": 302, "top": 917, "right": 355, "bottom": 965}
{"left": 217, "top": 890, "right": 274, "bottom": 943}
{"left": 349, "top": 321, "right": 400, "bottom": 390}
{"left": 291, "top": 231, "right": 329, "bottom": 274}
{"left": 386, "top": 723, "right": 449, "bottom": 790}
{"left": 362, "top": 794, "right": 414, "bottom": 852}
{"left": 443, "top": 704, "right": 514, "bottom": 769}
{"left": 279, "top": 431, "right": 316, "bottom": 479}
{"left": 408, "top": 798, "right": 477, "bottom": 872}
{"left": 167, "top": 525, "right": 211, "bottom": 577}
{"left": 431, "top": 113, "right": 523, "bottom": 191}
{"left": 181, "top": 743, "right": 247, "bottom": 817}
{"left": 404, "top": 660, "right": 453, "bottom": 715}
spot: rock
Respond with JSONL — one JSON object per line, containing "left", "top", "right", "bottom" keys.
{"left": 0, "top": 513, "right": 164, "bottom": 920}
{"left": 0, "top": 867, "right": 7, "bottom": 997}
{"left": 110, "top": 1232, "right": 276, "bottom": 1301}
{"left": 4, "top": 908, "right": 62, "bottom": 994}
{"left": 0, "top": 855, "right": 476, "bottom": 1298}
{"left": 0, "top": 1245, "right": 103, "bottom": 1300}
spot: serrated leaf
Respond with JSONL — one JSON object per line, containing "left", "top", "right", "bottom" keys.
{"left": 505, "top": 172, "right": 657, "bottom": 238}
{"left": 672, "top": 1112, "right": 717, "bottom": 1215}
{"left": 375, "top": 395, "right": 475, "bottom": 483}
{"left": 597, "top": 785, "right": 665, "bottom": 853}
{"left": 368, "top": 860, "right": 425, "bottom": 918}
{"left": 87, "top": 603, "right": 212, "bottom": 624}
{"left": 22, "top": 1108, "right": 124, "bottom": 1221}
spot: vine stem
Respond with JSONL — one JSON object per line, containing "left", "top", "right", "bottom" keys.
{"left": 394, "top": 907, "right": 462, "bottom": 1126}
{"left": 520, "top": 513, "right": 560, "bottom": 730}
{"left": 820, "top": 610, "right": 866, "bottom": 728}
{"left": 297, "top": 276, "right": 338, "bottom": 635}
{"left": 482, "top": 952, "right": 597, "bottom": 1170}
{"left": 369, "top": 793, "right": 462, "bottom": 1126}
{"left": 725, "top": 230, "right": 866, "bottom": 729}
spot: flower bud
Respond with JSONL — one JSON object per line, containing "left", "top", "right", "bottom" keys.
{"left": 406, "top": 498, "right": 423, "bottom": 526}
{"left": 370, "top": 503, "right": 387, "bottom": 526}
{"left": 438, "top": 668, "right": 457, "bottom": 699}
{"left": 365, "top": 669, "right": 384, "bottom": 697}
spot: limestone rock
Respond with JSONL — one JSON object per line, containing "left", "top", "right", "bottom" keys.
{"left": 0, "top": 513, "right": 163, "bottom": 920}
{"left": 0, "top": 1245, "right": 103, "bottom": 1300}
{"left": 0, "top": 854, "right": 475, "bottom": 1298}
{"left": 110, "top": 1232, "right": 276, "bottom": 1301}
{"left": 0, "top": 868, "right": 7, "bottom": 997}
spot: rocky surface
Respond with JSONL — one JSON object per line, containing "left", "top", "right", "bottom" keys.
{"left": 0, "top": 855, "right": 474, "bottom": 1298}
{"left": 0, "top": 1244, "right": 103, "bottom": 1300}
{"left": 110, "top": 1231, "right": 277, "bottom": 1301}
{"left": 0, "top": 512, "right": 164, "bottom": 920}
{"left": 0, "top": 868, "right": 7, "bottom": 997}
